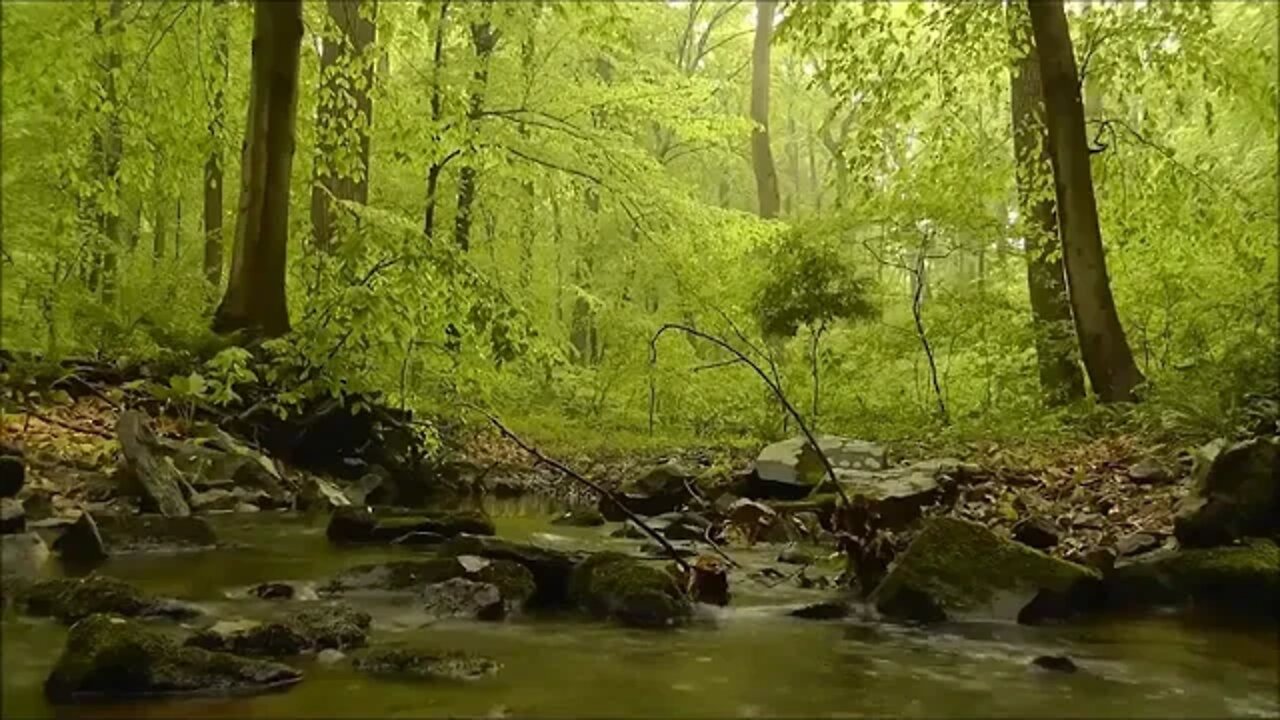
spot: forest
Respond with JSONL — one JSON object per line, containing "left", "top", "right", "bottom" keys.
{"left": 0, "top": 1, "right": 1277, "bottom": 718}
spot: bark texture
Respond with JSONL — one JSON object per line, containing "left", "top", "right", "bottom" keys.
{"left": 749, "top": 0, "right": 780, "bottom": 219}
{"left": 203, "top": 0, "right": 228, "bottom": 287}
{"left": 453, "top": 14, "right": 499, "bottom": 252}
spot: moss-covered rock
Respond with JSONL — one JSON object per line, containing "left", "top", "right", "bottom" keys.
{"left": 325, "top": 506, "right": 494, "bottom": 544}
{"left": 869, "top": 517, "right": 1100, "bottom": 624}
{"left": 91, "top": 513, "right": 217, "bottom": 551}
{"left": 352, "top": 647, "right": 499, "bottom": 682}
{"left": 186, "top": 603, "right": 371, "bottom": 657}
{"left": 420, "top": 578, "right": 507, "bottom": 621}
{"left": 1174, "top": 437, "right": 1279, "bottom": 548}
{"left": 438, "top": 534, "right": 583, "bottom": 606}
{"left": 1103, "top": 538, "right": 1280, "bottom": 618}
{"left": 45, "top": 614, "right": 302, "bottom": 702}
{"left": 19, "top": 575, "right": 202, "bottom": 624}
{"left": 319, "top": 557, "right": 535, "bottom": 608}
{"left": 568, "top": 552, "right": 691, "bottom": 628}
{"left": 551, "top": 508, "right": 606, "bottom": 527}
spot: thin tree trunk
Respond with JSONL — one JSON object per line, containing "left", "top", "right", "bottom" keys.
{"left": 1029, "top": 0, "right": 1143, "bottom": 402}
{"left": 91, "top": 0, "right": 124, "bottom": 303}
{"left": 204, "top": 0, "right": 228, "bottom": 287}
{"left": 453, "top": 13, "right": 499, "bottom": 252}
{"left": 310, "top": 0, "right": 376, "bottom": 252}
{"left": 423, "top": 1, "right": 450, "bottom": 238}
{"left": 1008, "top": 0, "right": 1085, "bottom": 406}
{"left": 749, "top": 0, "right": 780, "bottom": 219}
{"left": 213, "top": 0, "right": 305, "bottom": 338}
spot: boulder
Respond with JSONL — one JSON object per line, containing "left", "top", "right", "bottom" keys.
{"left": 1174, "top": 437, "right": 1279, "bottom": 548}
{"left": 190, "top": 489, "right": 240, "bottom": 513}
{"left": 753, "top": 436, "right": 888, "bottom": 499}
{"left": 1, "top": 531, "right": 51, "bottom": 578}
{"left": 352, "top": 647, "right": 499, "bottom": 682}
{"left": 869, "top": 517, "right": 1100, "bottom": 624}
{"left": 598, "top": 461, "right": 697, "bottom": 521}
{"left": 51, "top": 512, "right": 108, "bottom": 569}
{"left": 91, "top": 513, "right": 217, "bottom": 552}
{"left": 551, "top": 508, "right": 606, "bottom": 527}
{"left": 296, "top": 476, "right": 351, "bottom": 512}
{"left": 1116, "top": 533, "right": 1161, "bottom": 558}
{"left": 116, "top": 410, "right": 191, "bottom": 517}
{"left": 1, "top": 497, "right": 25, "bottom": 534}
{"left": 18, "top": 575, "right": 202, "bottom": 624}
{"left": 325, "top": 506, "right": 495, "bottom": 545}
{"left": 420, "top": 578, "right": 508, "bottom": 621}
{"left": 438, "top": 534, "right": 584, "bottom": 606}
{"left": 164, "top": 428, "right": 291, "bottom": 507}
{"left": 1127, "top": 459, "right": 1172, "bottom": 485}
{"left": 1012, "top": 516, "right": 1060, "bottom": 550}
{"left": 568, "top": 552, "right": 691, "bottom": 628}
{"left": 186, "top": 603, "right": 371, "bottom": 656}
{"left": 44, "top": 614, "right": 302, "bottom": 702}
{"left": 777, "top": 547, "right": 814, "bottom": 565}
{"left": 1102, "top": 539, "right": 1279, "bottom": 618}
{"left": 320, "top": 557, "right": 535, "bottom": 607}
{"left": 0, "top": 454, "right": 24, "bottom": 497}
{"left": 789, "top": 600, "right": 850, "bottom": 620}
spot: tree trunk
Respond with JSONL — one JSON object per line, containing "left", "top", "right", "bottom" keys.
{"left": 213, "top": 0, "right": 305, "bottom": 338}
{"left": 453, "top": 14, "right": 499, "bottom": 252}
{"left": 91, "top": 0, "right": 124, "bottom": 303}
{"left": 422, "top": 1, "right": 450, "bottom": 238}
{"left": 204, "top": 0, "right": 228, "bottom": 287}
{"left": 749, "top": 0, "right": 780, "bottom": 219}
{"left": 310, "top": 0, "right": 377, "bottom": 252}
{"left": 1029, "top": 0, "right": 1143, "bottom": 402}
{"left": 1008, "top": 0, "right": 1085, "bottom": 406}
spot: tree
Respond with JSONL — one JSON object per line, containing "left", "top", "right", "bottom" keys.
{"left": 422, "top": 0, "right": 451, "bottom": 239}
{"left": 749, "top": 0, "right": 780, "bottom": 219}
{"left": 204, "top": 0, "right": 229, "bottom": 287}
{"left": 212, "top": 0, "right": 305, "bottom": 338}
{"left": 88, "top": 0, "right": 124, "bottom": 303}
{"left": 1028, "top": 0, "right": 1144, "bottom": 403}
{"left": 1008, "top": 1, "right": 1085, "bottom": 406}
{"left": 310, "top": 0, "right": 377, "bottom": 252}
{"left": 454, "top": 7, "right": 500, "bottom": 252}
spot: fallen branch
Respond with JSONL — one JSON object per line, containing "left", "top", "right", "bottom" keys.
{"left": 20, "top": 407, "right": 114, "bottom": 439}
{"left": 470, "top": 405, "right": 692, "bottom": 574}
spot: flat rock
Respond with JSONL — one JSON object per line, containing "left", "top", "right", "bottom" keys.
{"left": 190, "top": 489, "right": 239, "bottom": 513}
{"left": 186, "top": 603, "right": 371, "bottom": 657}
{"left": 598, "top": 461, "right": 697, "bottom": 520}
{"left": 1127, "top": 459, "right": 1171, "bottom": 485}
{"left": 18, "top": 575, "right": 202, "bottom": 624}
{"left": 1012, "top": 516, "right": 1060, "bottom": 550}
{"left": 1116, "top": 533, "right": 1160, "bottom": 558}
{"left": 91, "top": 513, "right": 217, "bottom": 552}
{"left": 352, "top": 647, "right": 499, "bottom": 682}
{"left": 1102, "top": 538, "right": 1279, "bottom": 618}
{"left": 420, "top": 578, "right": 508, "bottom": 621}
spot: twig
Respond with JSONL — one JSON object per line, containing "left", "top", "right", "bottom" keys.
{"left": 20, "top": 407, "right": 114, "bottom": 439}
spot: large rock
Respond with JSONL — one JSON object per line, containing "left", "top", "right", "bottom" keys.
{"left": 1, "top": 497, "right": 25, "bottom": 534}
{"left": 320, "top": 557, "right": 536, "bottom": 607}
{"left": 598, "top": 461, "right": 697, "bottom": 521}
{"left": 325, "top": 506, "right": 494, "bottom": 545}
{"left": 1174, "top": 437, "right": 1279, "bottom": 548}
{"left": 352, "top": 647, "right": 499, "bottom": 682}
{"left": 1102, "top": 539, "right": 1279, "bottom": 618}
{"left": 0, "top": 454, "right": 24, "bottom": 497}
{"left": 116, "top": 411, "right": 191, "bottom": 517}
{"left": 568, "top": 552, "right": 692, "bottom": 628}
{"left": 163, "top": 427, "right": 291, "bottom": 507}
{"left": 186, "top": 603, "right": 371, "bottom": 657}
{"left": 18, "top": 575, "right": 202, "bottom": 624}
{"left": 438, "top": 534, "right": 585, "bottom": 606}
{"left": 44, "top": 614, "right": 302, "bottom": 702}
{"left": 296, "top": 476, "right": 352, "bottom": 512}
{"left": 90, "top": 513, "right": 217, "bottom": 552}
{"left": 870, "top": 517, "right": 1100, "bottom": 624}
{"left": 753, "top": 436, "right": 888, "bottom": 499}
{"left": 420, "top": 578, "right": 508, "bottom": 621}
{"left": 51, "top": 512, "right": 108, "bottom": 569}
{"left": 1, "top": 531, "right": 51, "bottom": 578}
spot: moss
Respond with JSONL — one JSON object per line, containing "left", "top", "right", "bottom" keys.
{"left": 569, "top": 552, "right": 691, "bottom": 628}
{"left": 19, "top": 576, "right": 199, "bottom": 624}
{"left": 439, "top": 535, "right": 576, "bottom": 605}
{"left": 320, "top": 557, "right": 534, "bottom": 606}
{"left": 45, "top": 614, "right": 302, "bottom": 702}
{"left": 872, "top": 517, "right": 1098, "bottom": 622}
{"left": 352, "top": 647, "right": 499, "bottom": 682}
{"left": 1106, "top": 539, "right": 1279, "bottom": 617}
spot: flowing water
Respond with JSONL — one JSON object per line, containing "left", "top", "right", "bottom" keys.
{"left": 3, "top": 500, "right": 1278, "bottom": 719}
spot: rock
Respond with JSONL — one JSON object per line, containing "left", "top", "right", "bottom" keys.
{"left": 438, "top": 534, "right": 584, "bottom": 606}
{"left": 22, "top": 490, "right": 55, "bottom": 522}
{"left": 164, "top": 428, "right": 291, "bottom": 507}
{"left": 1102, "top": 539, "right": 1279, "bottom": 617}
{"left": 598, "top": 461, "right": 697, "bottom": 521}
{"left": 1, "top": 497, "right": 26, "bottom": 534}
{"left": 296, "top": 476, "right": 351, "bottom": 512}
{"left": 1072, "top": 512, "right": 1106, "bottom": 530}
{"left": 1116, "top": 533, "right": 1161, "bottom": 558}
{"left": 551, "top": 508, "right": 606, "bottom": 527}
{"left": 251, "top": 582, "right": 295, "bottom": 600}
{"left": 723, "top": 498, "right": 781, "bottom": 542}
{"left": 420, "top": 578, "right": 508, "bottom": 621}
{"left": 391, "top": 531, "right": 447, "bottom": 546}
{"left": 1174, "top": 437, "right": 1279, "bottom": 548}
{"left": 789, "top": 600, "right": 850, "bottom": 620}
{"left": 0, "top": 455, "right": 24, "bottom": 497}
{"left": 188, "top": 604, "right": 371, "bottom": 657}
{"left": 683, "top": 556, "right": 729, "bottom": 606}
{"left": 19, "top": 575, "right": 202, "bottom": 624}
{"left": 44, "top": 614, "right": 302, "bottom": 702}
{"left": 777, "top": 547, "right": 814, "bottom": 565}
{"left": 116, "top": 410, "right": 191, "bottom": 517}
{"left": 1127, "top": 459, "right": 1171, "bottom": 485}
{"left": 609, "top": 521, "right": 647, "bottom": 539}
{"left": 1012, "top": 517, "right": 1060, "bottom": 550}
{"left": 1031, "top": 655, "right": 1078, "bottom": 673}
{"left": 321, "top": 557, "right": 536, "bottom": 608}
{"left": 637, "top": 540, "right": 698, "bottom": 560}
{"left": 1082, "top": 547, "right": 1117, "bottom": 573}
{"left": 91, "top": 513, "right": 217, "bottom": 552}
{"left": 352, "top": 647, "right": 499, "bottom": 682}
{"left": 653, "top": 511, "right": 712, "bottom": 541}
{"left": 346, "top": 472, "right": 389, "bottom": 507}
{"left": 235, "top": 503, "right": 260, "bottom": 513}
{"left": 753, "top": 436, "right": 887, "bottom": 499}
{"left": 190, "top": 489, "right": 240, "bottom": 513}
{"left": 326, "top": 506, "right": 495, "bottom": 544}
{"left": 869, "top": 517, "right": 1100, "bottom": 624}
{"left": 568, "top": 552, "right": 692, "bottom": 628}
{"left": 51, "top": 512, "right": 108, "bottom": 569}
{"left": 316, "top": 649, "right": 346, "bottom": 665}
{"left": 2, "top": 532, "right": 51, "bottom": 577}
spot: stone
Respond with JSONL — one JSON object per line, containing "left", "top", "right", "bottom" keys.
{"left": 438, "top": 534, "right": 583, "bottom": 606}
{"left": 1, "top": 531, "right": 50, "bottom": 577}
{"left": 235, "top": 503, "right": 260, "bottom": 513}
{"left": 326, "top": 506, "right": 495, "bottom": 544}
{"left": 1102, "top": 538, "right": 1279, "bottom": 618}
{"left": 51, "top": 512, "right": 108, "bottom": 569}
{"left": 190, "top": 489, "right": 239, "bottom": 512}
{"left": 869, "top": 517, "right": 1100, "bottom": 624}
{"left": 683, "top": 556, "right": 729, "bottom": 606}
{"left": 44, "top": 614, "right": 302, "bottom": 702}
{"left": 321, "top": 557, "right": 536, "bottom": 608}
{"left": 568, "top": 552, "right": 692, "bottom": 628}
{"left": 654, "top": 512, "right": 712, "bottom": 541}
{"left": 116, "top": 410, "right": 190, "bottom": 517}
{"left": 165, "top": 428, "right": 291, "bottom": 507}
{"left": 637, "top": 540, "right": 698, "bottom": 560}
{"left": 1116, "top": 533, "right": 1161, "bottom": 558}
{"left": 22, "top": 490, "right": 55, "bottom": 522}
{"left": 1082, "top": 547, "right": 1117, "bottom": 573}
{"left": 1, "top": 497, "right": 26, "bottom": 534}
{"left": 551, "top": 508, "right": 606, "bottom": 527}
{"left": 420, "top": 578, "right": 508, "bottom": 621}
{"left": 251, "top": 582, "right": 295, "bottom": 600}
{"left": 789, "top": 600, "right": 850, "bottom": 620}
{"left": 186, "top": 604, "right": 371, "bottom": 657}
{"left": 1127, "top": 459, "right": 1171, "bottom": 485}
{"left": 753, "top": 436, "right": 887, "bottom": 499}
{"left": 1012, "top": 516, "right": 1060, "bottom": 550}
{"left": 777, "top": 547, "right": 815, "bottom": 565}
{"left": 1031, "top": 655, "right": 1078, "bottom": 673}
{"left": 609, "top": 521, "right": 647, "bottom": 539}
{"left": 18, "top": 575, "right": 202, "bottom": 624}
{"left": 598, "top": 461, "right": 697, "bottom": 521}
{"left": 352, "top": 647, "right": 499, "bottom": 682}
{"left": 1174, "top": 437, "right": 1279, "bottom": 548}
{"left": 296, "top": 476, "right": 352, "bottom": 512}
{"left": 316, "top": 649, "right": 346, "bottom": 665}
{"left": 0, "top": 455, "right": 25, "bottom": 497}
{"left": 92, "top": 513, "right": 217, "bottom": 552}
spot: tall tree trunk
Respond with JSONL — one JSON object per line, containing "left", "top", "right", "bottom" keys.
{"left": 204, "top": 0, "right": 228, "bottom": 287}
{"left": 91, "top": 0, "right": 124, "bottom": 303}
{"left": 453, "top": 13, "right": 499, "bottom": 252}
{"left": 310, "top": 0, "right": 377, "bottom": 252}
{"left": 1028, "top": 0, "right": 1143, "bottom": 402}
{"left": 213, "top": 0, "right": 305, "bottom": 338}
{"left": 423, "top": 1, "right": 450, "bottom": 238}
{"left": 1008, "top": 1, "right": 1085, "bottom": 406}
{"left": 749, "top": 0, "right": 780, "bottom": 219}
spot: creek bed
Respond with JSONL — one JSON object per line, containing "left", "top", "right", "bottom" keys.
{"left": 3, "top": 503, "right": 1277, "bottom": 718}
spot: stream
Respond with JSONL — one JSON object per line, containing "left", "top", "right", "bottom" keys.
{"left": 3, "top": 498, "right": 1278, "bottom": 718}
